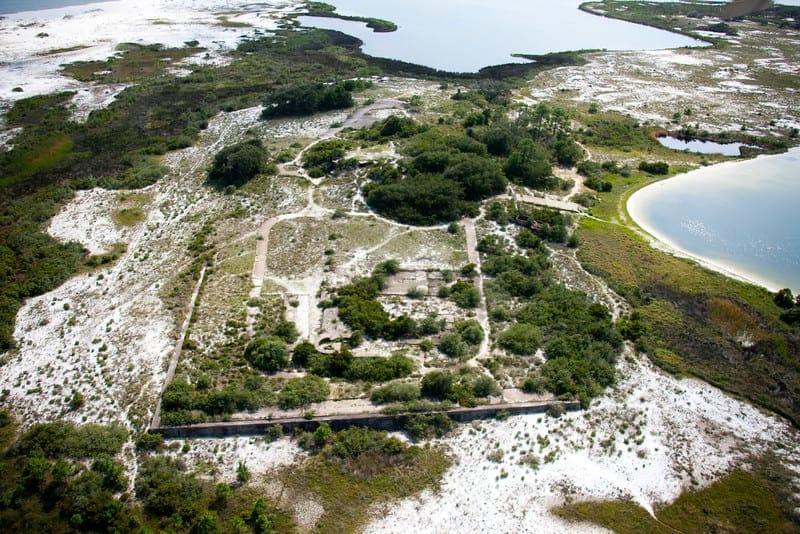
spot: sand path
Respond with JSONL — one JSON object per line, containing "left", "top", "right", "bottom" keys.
{"left": 463, "top": 214, "right": 491, "bottom": 363}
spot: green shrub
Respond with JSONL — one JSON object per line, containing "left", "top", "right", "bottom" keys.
{"left": 471, "top": 375, "right": 501, "bottom": 397}
{"left": 330, "top": 427, "right": 403, "bottom": 459}
{"left": 498, "top": 323, "right": 541, "bottom": 355}
{"left": 244, "top": 337, "right": 289, "bottom": 372}
{"left": 278, "top": 375, "right": 330, "bottom": 409}
{"left": 421, "top": 371, "right": 454, "bottom": 400}
{"left": 344, "top": 354, "right": 415, "bottom": 382}
{"left": 292, "top": 340, "right": 319, "bottom": 367}
{"left": 450, "top": 280, "right": 481, "bottom": 308}
{"left": 370, "top": 381, "right": 421, "bottom": 404}
{"left": 261, "top": 82, "right": 354, "bottom": 118}
{"left": 404, "top": 413, "right": 453, "bottom": 441}
{"left": 438, "top": 332, "right": 469, "bottom": 359}
{"left": 135, "top": 456, "right": 204, "bottom": 521}
{"left": 638, "top": 161, "right": 669, "bottom": 175}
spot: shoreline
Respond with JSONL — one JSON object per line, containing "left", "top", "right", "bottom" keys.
{"left": 626, "top": 150, "right": 800, "bottom": 294}
{"left": 0, "top": 0, "right": 117, "bottom": 16}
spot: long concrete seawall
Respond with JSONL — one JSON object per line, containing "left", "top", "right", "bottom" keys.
{"left": 152, "top": 400, "right": 581, "bottom": 439}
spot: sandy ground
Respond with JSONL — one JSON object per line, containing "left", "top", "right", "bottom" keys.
{"left": 526, "top": 26, "right": 800, "bottom": 136}
{"left": 166, "top": 435, "right": 303, "bottom": 484}
{"left": 365, "top": 347, "right": 800, "bottom": 533}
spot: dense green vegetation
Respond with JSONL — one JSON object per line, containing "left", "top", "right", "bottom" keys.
{"left": 476, "top": 219, "right": 622, "bottom": 406}
{"left": 328, "top": 260, "right": 418, "bottom": 340}
{"left": 0, "top": 412, "right": 298, "bottom": 533}
{"left": 304, "top": 2, "right": 398, "bottom": 33}
{"left": 360, "top": 101, "right": 581, "bottom": 225}
{"left": 0, "top": 409, "right": 452, "bottom": 533}
{"left": 261, "top": 81, "right": 354, "bottom": 118}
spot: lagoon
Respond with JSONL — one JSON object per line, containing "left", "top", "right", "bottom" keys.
{"left": 298, "top": 0, "right": 706, "bottom": 72}
{"left": 628, "top": 148, "right": 800, "bottom": 293}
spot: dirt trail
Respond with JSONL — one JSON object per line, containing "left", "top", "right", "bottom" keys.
{"left": 462, "top": 215, "right": 491, "bottom": 363}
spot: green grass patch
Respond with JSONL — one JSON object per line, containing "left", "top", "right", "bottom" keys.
{"left": 0, "top": 133, "right": 73, "bottom": 187}
{"left": 554, "top": 470, "right": 797, "bottom": 534}
{"left": 216, "top": 15, "right": 251, "bottom": 28}
{"left": 554, "top": 500, "right": 671, "bottom": 533}
{"left": 278, "top": 441, "right": 451, "bottom": 532}
{"left": 84, "top": 242, "right": 127, "bottom": 270}
{"left": 36, "top": 45, "right": 90, "bottom": 56}
{"left": 112, "top": 207, "right": 146, "bottom": 227}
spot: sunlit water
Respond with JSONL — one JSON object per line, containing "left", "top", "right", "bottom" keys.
{"left": 628, "top": 148, "right": 800, "bottom": 292}
{"left": 299, "top": 0, "right": 707, "bottom": 72}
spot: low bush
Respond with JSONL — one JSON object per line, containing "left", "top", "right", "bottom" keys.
{"left": 370, "top": 382, "right": 421, "bottom": 404}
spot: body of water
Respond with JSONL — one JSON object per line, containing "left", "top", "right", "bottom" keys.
{"left": 628, "top": 148, "right": 800, "bottom": 293}
{"left": 0, "top": 0, "right": 113, "bottom": 14}
{"left": 299, "top": 0, "right": 707, "bottom": 72}
{"left": 657, "top": 135, "right": 754, "bottom": 156}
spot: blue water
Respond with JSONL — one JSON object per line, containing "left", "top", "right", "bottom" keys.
{"left": 657, "top": 136, "right": 754, "bottom": 156}
{"left": 628, "top": 148, "right": 800, "bottom": 292}
{"left": 0, "top": 0, "right": 113, "bottom": 14}
{"left": 300, "top": 0, "right": 707, "bottom": 72}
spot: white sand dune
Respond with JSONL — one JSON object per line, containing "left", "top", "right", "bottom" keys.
{"left": 0, "top": 0, "right": 301, "bottom": 110}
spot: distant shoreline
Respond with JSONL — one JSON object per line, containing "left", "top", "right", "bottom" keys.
{"left": 0, "top": 0, "right": 116, "bottom": 15}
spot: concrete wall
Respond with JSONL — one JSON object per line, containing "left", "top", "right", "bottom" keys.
{"left": 153, "top": 400, "right": 581, "bottom": 440}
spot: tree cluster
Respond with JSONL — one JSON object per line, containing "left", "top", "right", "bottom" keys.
{"left": 775, "top": 288, "right": 800, "bottom": 325}
{"left": 261, "top": 82, "right": 354, "bottom": 118}
{"left": 362, "top": 102, "right": 583, "bottom": 226}
{"left": 207, "top": 139, "right": 268, "bottom": 188}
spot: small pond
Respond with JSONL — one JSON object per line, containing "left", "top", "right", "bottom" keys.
{"left": 657, "top": 136, "right": 754, "bottom": 156}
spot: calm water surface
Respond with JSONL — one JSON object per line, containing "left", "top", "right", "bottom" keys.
{"left": 299, "top": 0, "right": 706, "bottom": 72}
{"left": 657, "top": 136, "right": 754, "bottom": 156}
{"left": 628, "top": 148, "right": 800, "bottom": 292}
